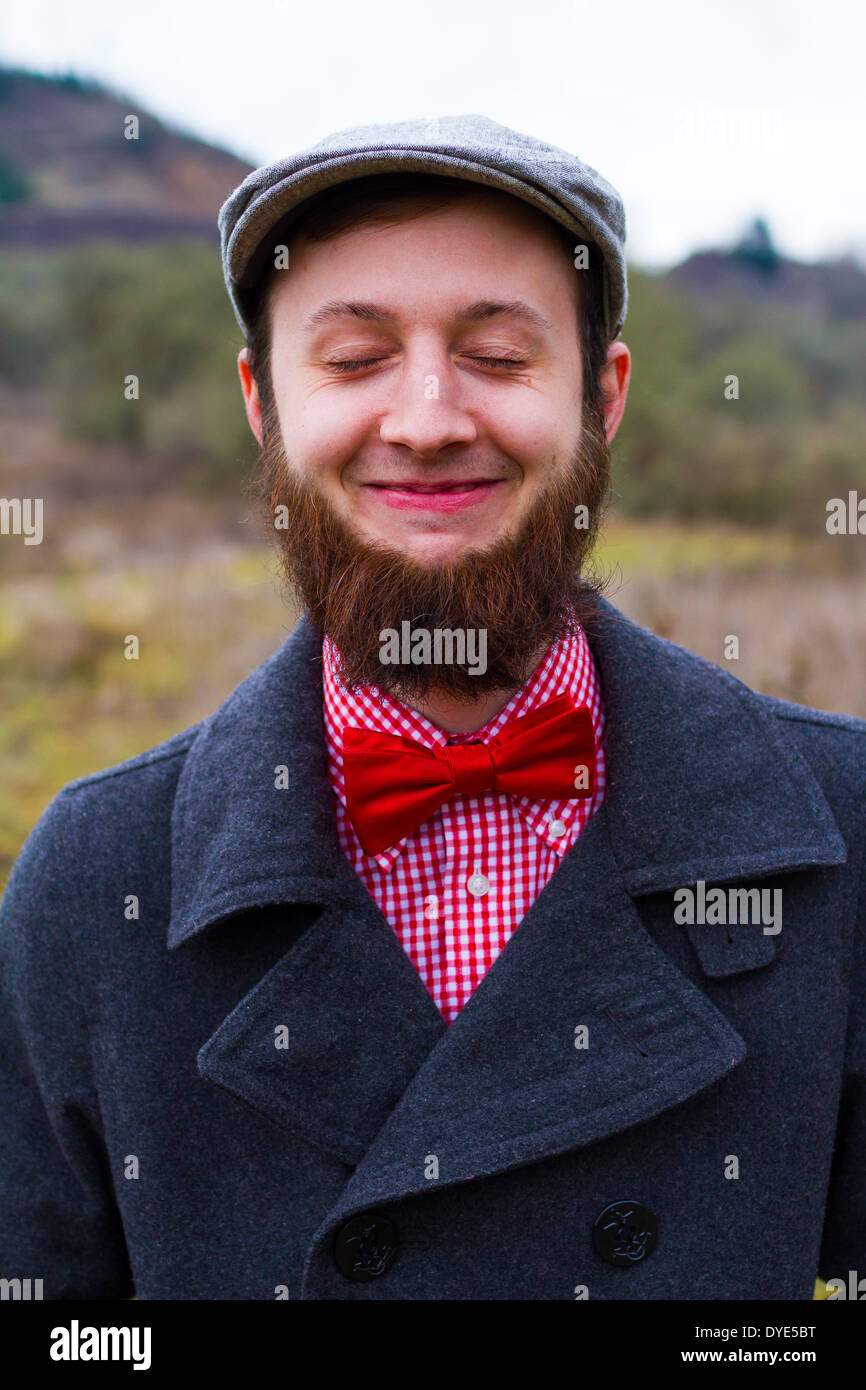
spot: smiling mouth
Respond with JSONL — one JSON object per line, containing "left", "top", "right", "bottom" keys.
{"left": 366, "top": 481, "right": 497, "bottom": 493}
{"left": 362, "top": 479, "right": 505, "bottom": 513}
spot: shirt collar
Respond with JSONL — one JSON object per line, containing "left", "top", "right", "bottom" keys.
{"left": 322, "top": 606, "right": 605, "bottom": 867}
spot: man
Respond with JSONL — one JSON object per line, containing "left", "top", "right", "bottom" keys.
{"left": 1, "top": 116, "right": 863, "bottom": 1301}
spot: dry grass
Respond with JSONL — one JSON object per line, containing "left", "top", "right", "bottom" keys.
{"left": 595, "top": 517, "right": 866, "bottom": 716}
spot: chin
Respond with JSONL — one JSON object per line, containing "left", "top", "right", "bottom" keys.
{"left": 401, "top": 536, "right": 484, "bottom": 567}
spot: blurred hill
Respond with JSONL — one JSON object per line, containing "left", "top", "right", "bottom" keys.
{"left": 0, "top": 66, "right": 864, "bottom": 538}
{"left": 670, "top": 217, "right": 866, "bottom": 322}
{"left": 0, "top": 66, "right": 253, "bottom": 247}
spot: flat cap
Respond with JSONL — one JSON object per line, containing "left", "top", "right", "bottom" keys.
{"left": 218, "top": 113, "right": 627, "bottom": 341}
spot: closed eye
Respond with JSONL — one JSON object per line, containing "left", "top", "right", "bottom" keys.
{"left": 325, "top": 355, "right": 529, "bottom": 373}
{"left": 325, "top": 357, "right": 388, "bottom": 373}
{"left": 470, "top": 356, "right": 528, "bottom": 370}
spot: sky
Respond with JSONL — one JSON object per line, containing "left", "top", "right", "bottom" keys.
{"left": 2, "top": 0, "right": 864, "bottom": 270}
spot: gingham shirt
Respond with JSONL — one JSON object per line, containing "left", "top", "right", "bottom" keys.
{"left": 322, "top": 615, "right": 606, "bottom": 1024}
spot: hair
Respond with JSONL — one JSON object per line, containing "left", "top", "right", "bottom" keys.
{"left": 243, "top": 171, "right": 611, "bottom": 427}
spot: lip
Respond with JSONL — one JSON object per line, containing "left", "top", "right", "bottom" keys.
{"left": 363, "top": 480, "right": 505, "bottom": 512}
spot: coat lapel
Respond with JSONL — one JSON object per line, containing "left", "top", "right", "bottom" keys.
{"left": 166, "top": 595, "right": 847, "bottom": 1223}
{"left": 195, "top": 896, "right": 445, "bottom": 1166}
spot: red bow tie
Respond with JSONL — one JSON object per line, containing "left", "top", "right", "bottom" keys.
{"left": 341, "top": 693, "right": 597, "bottom": 855}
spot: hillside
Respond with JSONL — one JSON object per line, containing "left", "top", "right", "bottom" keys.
{"left": 0, "top": 66, "right": 253, "bottom": 247}
{"left": 669, "top": 217, "right": 866, "bottom": 322}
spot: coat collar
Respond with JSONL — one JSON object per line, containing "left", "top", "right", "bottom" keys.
{"left": 168, "top": 593, "right": 846, "bottom": 952}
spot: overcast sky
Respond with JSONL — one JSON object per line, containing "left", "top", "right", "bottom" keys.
{"left": 2, "top": 0, "right": 863, "bottom": 269}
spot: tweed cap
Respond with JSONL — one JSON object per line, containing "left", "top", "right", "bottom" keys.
{"left": 218, "top": 114, "right": 628, "bottom": 341}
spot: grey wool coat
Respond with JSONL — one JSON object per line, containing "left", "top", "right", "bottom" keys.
{"left": 1, "top": 595, "right": 864, "bottom": 1300}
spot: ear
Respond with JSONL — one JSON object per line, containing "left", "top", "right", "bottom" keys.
{"left": 598, "top": 341, "right": 631, "bottom": 444}
{"left": 237, "top": 347, "right": 264, "bottom": 447}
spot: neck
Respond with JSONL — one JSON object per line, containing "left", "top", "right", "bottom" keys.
{"left": 400, "top": 639, "right": 550, "bottom": 736}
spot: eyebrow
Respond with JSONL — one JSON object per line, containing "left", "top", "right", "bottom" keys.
{"left": 302, "top": 298, "right": 553, "bottom": 335}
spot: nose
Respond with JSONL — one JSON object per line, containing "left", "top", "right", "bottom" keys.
{"left": 378, "top": 346, "right": 478, "bottom": 457}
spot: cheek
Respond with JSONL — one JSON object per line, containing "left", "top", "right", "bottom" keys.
{"left": 276, "top": 383, "right": 370, "bottom": 468}
{"left": 302, "top": 413, "right": 372, "bottom": 478}
{"left": 474, "top": 380, "right": 576, "bottom": 450}
{"left": 485, "top": 403, "right": 564, "bottom": 467}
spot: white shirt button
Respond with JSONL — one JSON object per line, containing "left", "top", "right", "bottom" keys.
{"left": 549, "top": 819, "right": 567, "bottom": 838}
{"left": 467, "top": 872, "right": 490, "bottom": 898}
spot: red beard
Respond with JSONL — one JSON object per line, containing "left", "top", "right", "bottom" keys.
{"left": 251, "top": 402, "right": 613, "bottom": 703}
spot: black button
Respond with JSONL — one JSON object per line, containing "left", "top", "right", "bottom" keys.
{"left": 334, "top": 1214, "right": 399, "bottom": 1282}
{"left": 592, "top": 1200, "right": 658, "bottom": 1266}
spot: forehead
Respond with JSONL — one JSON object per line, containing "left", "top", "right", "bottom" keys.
{"left": 267, "top": 190, "right": 578, "bottom": 325}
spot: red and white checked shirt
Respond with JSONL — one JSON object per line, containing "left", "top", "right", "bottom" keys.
{"left": 322, "top": 613, "right": 606, "bottom": 1025}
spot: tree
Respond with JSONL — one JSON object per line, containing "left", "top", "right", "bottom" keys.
{"left": 733, "top": 217, "right": 781, "bottom": 277}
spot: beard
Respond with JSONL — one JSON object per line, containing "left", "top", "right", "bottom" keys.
{"left": 250, "top": 398, "right": 612, "bottom": 703}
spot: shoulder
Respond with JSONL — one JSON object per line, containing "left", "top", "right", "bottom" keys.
{"left": 755, "top": 687, "right": 866, "bottom": 741}
{"left": 42, "top": 719, "right": 203, "bottom": 855}
{"left": 0, "top": 721, "right": 201, "bottom": 923}
{"left": 2, "top": 622, "right": 316, "bottom": 909}
{"left": 630, "top": 611, "right": 866, "bottom": 772}
{"left": 599, "top": 604, "right": 866, "bottom": 814}
{"left": 1, "top": 627, "right": 304, "bottom": 904}
{"left": 681, "top": 632, "right": 866, "bottom": 834}
{"left": 752, "top": 687, "right": 866, "bottom": 804}
{"left": 56, "top": 718, "right": 201, "bottom": 803}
